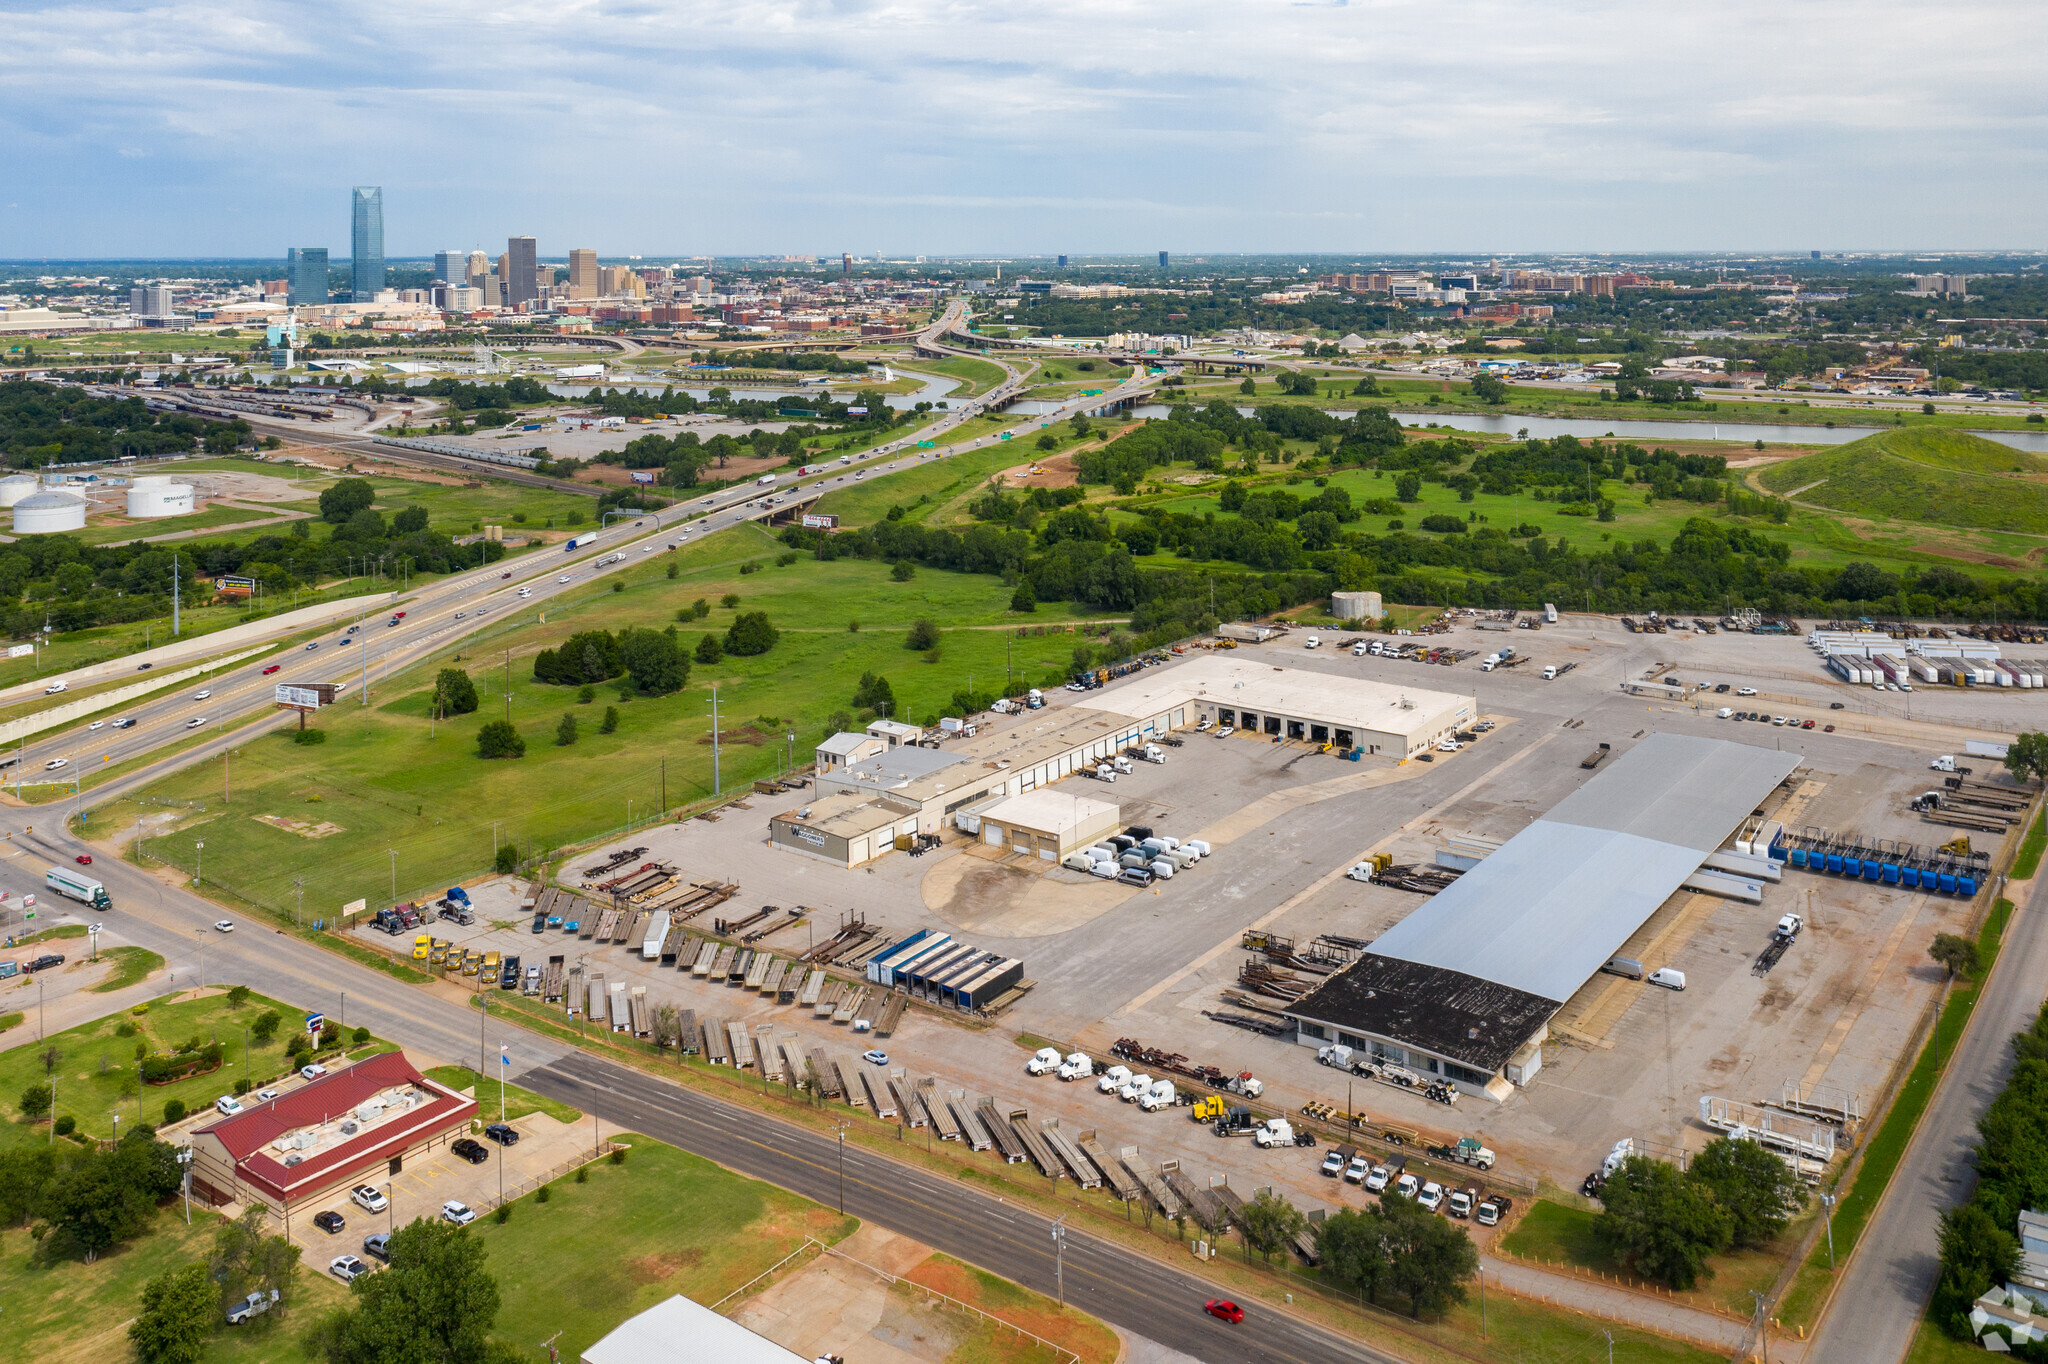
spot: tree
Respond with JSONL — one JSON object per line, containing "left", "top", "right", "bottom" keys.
{"left": 318, "top": 478, "right": 375, "bottom": 524}
{"left": 694, "top": 633, "right": 723, "bottom": 664}
{"left": 891, "top": 560, "right": 915, "bottom": 581}
{"left": 724, "top": 611, "right": 779, "bottom": 656}
{"left": 250, "top": 1011, "right": 281, "bottom": 1044}
{"left": 1394, "top": 472, "right": 1422, "bottom": 502}
{"left": 391, "top": 505, "right": 430, "bottom": 534}
{"left": 619, "top": 627, "right": 688, "bottom": 694}
{"left": 1469, "top": 371, "right": 1508, "bottom": 404}
{"left": 1380, "top": 1196, "right": 1478, "bottom": 1318}
{"left": 1316, "top": 1207, "right": 1391, "bottom": 1302}
{"left": 19, "top": 1081, "right": 51, "bottom": 1119}
{"left": 1933, "top": 1203, "right": 2022, "bottom": 1337}
{"left": 130, "top": 1263, "right": 217, "bottom": 1364}
{"left": 211, "top": 1203, "right": 301, "bottom": 1321}
{"left": 494, "top": 844, "right": 519, "bottom": 874}
{"left": 719, "top": 593, "right": 740, "bottom": 609}
{"left": 433, "top": 669, "right": 478, "bottom": 717}
{"left": 2004, "top": 732, "right": 2048, "bottom": 786}
{"left": 325, "top": 1217, "right": 503, "bottom": 1364}
{"left": 1239, "top": 377, "right": 1256, "bottom": 395}
{"left": 600, "top": 706, "right": 619, "bottom": 735}
{"left": 1010, "top": 581, "right": 1036, "bottom": 612}
{"left": 475, "top": 720, "right": 525, "bottom": 759}
{"left": 46, "top": 1144, "right": 162, "bottom": 1259}
{"left": 851, "top": 672, "right": 895, "bottom": 713}
{"left": 1688, "top": 1137, "right": 1802, "bottom": 1249}
{"left": 1237, "top": 1189, "right": 1305, "bottom": 1264}
{"left": 555, "top": 713, "right": 578, "bottom": 746}
{"left": 1929, "top": 932, "right": 1982, "bottom": 979}
{"left": 904, "top": 618, "right": 941, "bottom": 652}
{"left": 1594, "top": 1155, "right": 1731, "bottom": 1289}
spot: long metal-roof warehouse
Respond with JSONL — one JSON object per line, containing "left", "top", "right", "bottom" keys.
{"left": 1287, "top": 734, "right": 1802, "bottom": 1099}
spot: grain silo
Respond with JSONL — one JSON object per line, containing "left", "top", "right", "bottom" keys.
{"left": 127, "top": 476, "right": 196, "bottom": 518}
{"left": 12, "top": 490, "right": 87, "bottom": 535}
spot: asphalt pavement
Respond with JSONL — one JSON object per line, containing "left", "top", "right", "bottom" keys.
{"left": 520, "top": 1052, "right": 1402, "bottom": 1364}
{"left": 1807, "top": 873, "right": 2048, "bottom": 1364}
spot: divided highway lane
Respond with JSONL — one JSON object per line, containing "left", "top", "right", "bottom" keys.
{"left": 523, "top": 1053, "right": 1400, "bottom": 1364}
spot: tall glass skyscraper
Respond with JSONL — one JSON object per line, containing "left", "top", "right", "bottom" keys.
{"left": 506, "top": 236, "right": 538, "bottom": 307}
{"left": 287, "top": 247, "right": 329, "bottom": 306}
{"left": 351, "top": 187, "right": 385, "bottom": 301}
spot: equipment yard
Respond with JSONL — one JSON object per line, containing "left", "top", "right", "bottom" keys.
{"left": 357, "top": 610, "right": 2029, "bottom": 1209}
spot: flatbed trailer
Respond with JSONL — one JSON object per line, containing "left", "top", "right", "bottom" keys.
{"left": 978, "top": 1099, "right": 1028, "bottom": 1164}
{"left": 726, "top": 949, "right": 752, "bottom": 986}
{"left": 776, "top": 1039, "right": 807, "bottom": 1085}
{"left": 701, "top": 1017, "right": 731, "bottom": 1065}
{"left": 1005, "top": 1107, "right": 1063, "bottom": 1178}
{"left": 752, "top": 1026, "right": 781, "bottom": 1079}
{"left": 888, "top": 1071, "right": 927, "bottom": 1126}
{"left": 948, "top": 1092, "right": 993, "bottom": 1151}
{"left": 833, "top": 986, "right": 869, "bottom": 1025}
{"left": 815, "top": 980, "right": 844, "bottom": 1017}
{"left": 799, "top": 969, "right": 827, "bottom": 1008}
{"left": 542, "top": 955, "right": 566, "bottom": 1002}
{"left": 1079, "top": 1130, "right": 1141, "bottom": 1202}
{"left": 860, "top": 1067, "right": 898, "bottom": 1120}
{"left": 675, "top": 1008, "right": 699, "bottom": 1055}
{"left": 806, "top": 1048, "right": 843, "bottom": 1099}
{"left": 709, "top": 944, "right": 735, "bottom": 979}
{"left": 1290, "top": 1210, "right": 1322, "bottom": 1265}
{"left": 757, "top": 957, "right": 785, "bottom": 996}
{"left": 587, "top": 975, "right": 608, "bottom": 1026}
{"left": 727, "top": 1021, "right": 751, "bottom": 1068}
{"left": 578, "top": 913, "right": 597, "bottom": 940}
{"left": 1209, "top": 1179, "right": 1248, "bottom": 1225}
{"left": 1039, "top": 1119, "right": 1101, "bottom": 1189}
{"left": 628, "top": 987, "right": 650, "bottom": 1037}
{"left": 1161, "top": 1161, "right": 1228, "bottom": 1232}
{"left": 1121, "top": 1146, "right": 1181, "bottom": 1218}
{"left": 835, "top": 1057, "right": 866, "bottom": 1109}
{"left": 692, "top": 941, "right": 719, "bottom": 976}
{"left": 918, "top": 1078, "right": 961, "bottom": 1139}
{"left": 593, "top": 907, "right": 621, "bottom": 942}
{"left": 659, "top": 924, "right": 688, "bottom": 964}
{"left": 872, "top": 993, "right": 908, "bottom": 1036}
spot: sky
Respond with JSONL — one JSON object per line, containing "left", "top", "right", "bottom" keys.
{"left": 3, "top": 0, "right": 2045, "bottom": 259}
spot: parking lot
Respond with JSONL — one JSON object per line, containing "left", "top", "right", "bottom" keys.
{"left": 359, "top": 614, "right": 2030, "bottom": 1196}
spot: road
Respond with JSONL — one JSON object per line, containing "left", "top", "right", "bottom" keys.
{"left": 521, "top": 1052, "right": 1401, "bottom": 1364}
{"left": 1807, "top": 874, "right": 2048, "bottom": 1364}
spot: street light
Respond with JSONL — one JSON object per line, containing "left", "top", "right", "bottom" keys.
{"left": 195, "top": 839, "right": 204, "bottom": 885}
{"left": 834, "top": 1119, "right": 851, "bottom": 1213}
{"left": 1820, "top": 1191, "right": 1837, "bottom": 1269}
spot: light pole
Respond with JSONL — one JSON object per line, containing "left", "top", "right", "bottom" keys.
{"left": 1051, "top": 1216, "right": 1067, "bottom": 1305}
{"left": 1820, "top": 1191, "right": 1837, "bottom": 1269}
{"left": 178, "top": 1147, "right": 193, "bottom": 1223}
{"left": 195, "top": 839, "right": 204, "bottom": 885}
{"left": 835, "top": 1119, "right": 851, "bottom": 1213}
{"left": 1603, "top": 1329, "right": 1613, "bottom": 1364}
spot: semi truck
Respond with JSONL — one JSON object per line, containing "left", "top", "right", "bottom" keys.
{"left": 45, "top": 866, "right": 110, "bottom": 910}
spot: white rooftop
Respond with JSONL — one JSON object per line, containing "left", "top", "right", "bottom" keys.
{"left": 1075, "top": 655, "right": 1473, "bottom": 742}
{"left": 581, "top": 1295, "right": 808, "bottom": 1364}
{"left": 981, "top": 788, "right": 1119, "bottom": 835}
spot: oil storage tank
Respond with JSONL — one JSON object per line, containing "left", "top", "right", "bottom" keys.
{"left": 12, "top": 490, "right": 87, "bottom": 535}
{"left": 127, "top": 476, "right": 195, "bottom": 518}
{"left": 0, "top": 475, "right": 39, "bottom": 507}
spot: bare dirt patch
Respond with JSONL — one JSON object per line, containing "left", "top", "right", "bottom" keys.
{"left": 627, "top": 1247, "right": 706, "bottom": 1283}
{"left": 999, "top": 453, "right": 1079, "bottom": 488}
{"left": 253, "top": 814, "right": 345, "bottom": 838}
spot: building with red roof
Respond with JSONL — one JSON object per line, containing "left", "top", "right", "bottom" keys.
{"left": 188, "top": 1052, "right": 475, "bottom": 1217}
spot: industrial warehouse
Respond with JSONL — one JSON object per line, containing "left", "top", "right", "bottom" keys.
{"left": 1286, "top": 734, "right": 1804, "bottom": 1099}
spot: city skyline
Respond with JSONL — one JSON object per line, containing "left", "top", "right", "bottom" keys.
{"left": 5, "top": 1, "right": 2045, "bottom": 257}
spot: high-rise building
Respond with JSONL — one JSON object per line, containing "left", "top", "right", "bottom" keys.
{"left": 128, "top": 284, "right": 175, "bottom": 318}
{"left": 1158, "top": 251, "right": 1169, "bottom": 269}
{"left": 842, "top": 253, "right": 852, "bottom": 274}
{"left": 350, "top": 187, "right": 385, "bottom": 301}
{"left": 506, "top": 236, "right": 539, "bottom": 307}
{"left": 287, "top": 247, "right": 329, "bottom": 306}
{"left": 466, "top": 250, "right": 490, "bottom": 286}
{"left": 1057, "top": 254, "right": 1068, "bottom": 268}
{"left": 569, "top": 248, "right": 599, "bottom": 300}
{"left": 433, "top": 250, "right": 464, "bottom": 284}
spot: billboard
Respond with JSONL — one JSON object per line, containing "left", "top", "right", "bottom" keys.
{"left": 801, "top": 513, "right": 839, "bottom": 530}
{"left": 6, "top": 644, "right": 32, "bottom": 659}
{"left": 630, "top": 470, "right": 656, "bottom": 484}
{"left": 275, "top": 684, "right": 323, "bottom": 710}
{"left": 214, "top": 574, "right": 256, "bottom": 599}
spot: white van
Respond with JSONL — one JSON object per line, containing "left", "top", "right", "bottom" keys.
{"left": 1648, "top": 967, "right": 1687, "bottom": 991}
{"left": 1304, "top": 634, "right": 1320, "bottom": 649}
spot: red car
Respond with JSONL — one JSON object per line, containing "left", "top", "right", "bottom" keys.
{"left": 262, "top": 664, "right": 281, "bottom": 675}
{"left": 1802, "top": 719, "right": 1815, "bottom": 729}
{"left": 75, "top": 854, "right": 92, "bottom": 865}
{"left": 1203, "top": 1299, "right": 1243, "bottom": 1324}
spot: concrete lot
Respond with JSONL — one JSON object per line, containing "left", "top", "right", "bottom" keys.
{"left": 362, "top": 614, "right": 2034, "bottom": 1198}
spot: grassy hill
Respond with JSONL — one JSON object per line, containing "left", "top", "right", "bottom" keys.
{"left": 1757, "top": 429, "right": 2048, "bottom": 534}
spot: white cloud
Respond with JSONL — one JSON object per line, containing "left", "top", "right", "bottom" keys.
{"left": 2, "top": 0, "right": 2043, "bottom": 253}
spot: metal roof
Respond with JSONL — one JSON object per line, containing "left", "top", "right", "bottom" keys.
{"left": 1365, "top": 734, "right": 1800, "bottom": 1006}
{"left": 1074, "top": 655, "right": 1474, "bottom": 742}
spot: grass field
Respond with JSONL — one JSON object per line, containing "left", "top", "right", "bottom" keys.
{"left": 1757, "top": 428, "right": 2048, "bottom": 534}
{"left": 89, "top": 946, "right": 164, "bottom": 993}
{"left": 421, "top": 1064, "right": 583, "bottom": 1125}
{"left": 908, "top": 354, "right": 1012, "bottom": 396}
{"left": 89, "top": 526, "right": 1120, "bottom": 916}
{"left": 0, "top": 988, "right": 346, "bottom": 1150}
{"left": 1498, "top": 1198, "right": 1792, "bottom": 1318}
{"left": 813, "top": 439, "right": 1039, "bottom": 527}
{"left": 72, "top": 503, "right": 283, "bottom": 547}
{"left": 904, "top": 1253, "right": 1121, "bottom": 1363}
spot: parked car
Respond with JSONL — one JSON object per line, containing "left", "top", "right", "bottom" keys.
{"left": 330, "top": 1254, "right": 368, "bottom": 1282}
{"left": 313, "top": 1210, "right": 345, "bottom": 1234}
{"left": 214, "top": 1095, "right": 244, "bottom": 1116}
{"left": 484, "top": 1123, "right": 520, "bottom": 1146}
{"left": 441, "top": 1200, "right": 476, "bottom": 1225}
{"left": 362, "top": 1232, "right": 391, "bottom": 1262}
{"left": 351, "top": 1185, "right": 387, "bottom": 1213}
{"left": 255, "top": 1088, "right": 278, "bottom": 1103}
{"left": 300, "top": 1063, "right": 327, "bottom": 1080}
{"left": 863, "top": 1049, "right": 890, "bottom": 1066}
{"left": 450, "top": 1138, "right": 489, "bottom": 1165}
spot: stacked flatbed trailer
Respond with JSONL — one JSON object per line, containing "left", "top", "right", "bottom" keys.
{"left": 872, "top": 993, "right": 908, "bottom": 1037}
{"left": 745, "top": 953, "right": 773, "bottom": 991}
{"left": 1039, "top": 1119, "right": 1101, "bottom": 1189}
{"left": 1080, "top": 1131, "right": 1140, "bottom": 1202}
{"left": 978, "top": 1099, "right": 1028, "bottom": 1164}
{"left": 807, "top": 1049, "right": 843, "bottom": 1099}
{"left": 1121, "top": 1147, "right": 1181, "bottom": 1218}
{"left": 799, "top": 970, "right": 827, "bottom": 1009}
{"left": 759, "top": 958, "right": 788, "bottom": 998}
{"left": 888, "top": 1071, "right": 927, "bottom": 1126}
{"left": 1005, "top": 1107, "right": 1063, "bottom": 1178}
{"left": 701, "top": 1018, "right": 732, "bottom": 1065}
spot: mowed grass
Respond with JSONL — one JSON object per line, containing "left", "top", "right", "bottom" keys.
{"left": 904, "top": 1253, "right": 1120, "bottom": 1364}
{"left": 475, "top": 1134, "right": 856, "bottom": 1361}
{"left": 72, "top": 502, "right": 282, "bottom": 547}
{"left": 89, "top": 946, "right": 164, "bottom": 993}
{"left": 908, "top": 354, "right": 1012, "bottom": 396}
{"left": 0, "top": 989, "right": 318, "bottom": 1150}
{"left": 1757, "top": 428, "right": 2048, "bottom": 534}
{"left": 816, "top": 441, "right": 1044, "bottom": 528}
{"left": 91, "top": 525, "right": 1119, "bottom": 916}
{"left": 422, "top": 1064, "right": 583, "bottom": 1125}
{"left": 1497, "top": 1199, "right": 1792, "bottom": 1318}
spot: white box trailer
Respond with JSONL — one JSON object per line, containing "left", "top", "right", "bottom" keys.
{"left": 45, "top": 866, "right": 110, "bottom": 910}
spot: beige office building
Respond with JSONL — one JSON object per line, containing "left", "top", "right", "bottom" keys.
{"left": 569, "top": 249, "right": 599, "bottom": 300}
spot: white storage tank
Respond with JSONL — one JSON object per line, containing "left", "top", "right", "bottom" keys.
{"left": 0, "top": 475, "right": 40, "bottom": 507}
{"left": 12, "top": 490, "right": 87, "bottom": 535}
{"left": 127, "top": 476, "right": 195, "bottom": 518}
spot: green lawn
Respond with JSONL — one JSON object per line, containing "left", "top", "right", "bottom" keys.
{"left": 474, "top": 1134, "right": 856, "bottom": 1362}
{"left": 811, "top": 431, "right": 1031, "bottom": 527}
{"left": 1757, "top": 428, "right": 2048, "bottom": 534}
{"left": 908, "top": 354, "right": 1011, "bottom": 397}
{"left": 1497, "top": 1198, "right": 1791, "bottom": 1318}
{"left": 422, "top": 1064, "right": 582, "bottom": 1126}
{"left": 73, "top": 503, "right": 282, "bottom": 547}
{"left": 90, "top": 946, "right": 165, "bottom": 993}
{"left": 0, "top": 988, "right": 367, "bottom": 1150}
{"left": 87, "top": 527, "right": 1119, "bottom": 918}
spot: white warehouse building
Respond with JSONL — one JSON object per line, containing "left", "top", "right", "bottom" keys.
{"left": 127, "top": 476, "right": 195, "bottom": 518}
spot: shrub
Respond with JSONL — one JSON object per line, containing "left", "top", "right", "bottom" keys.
{"left": 609, "top": 1146, "right": 627, "bottom": 1165}
{"left": 19, "top": 1082, "right": 52, "bottom": 1119}
{"left": 434, "top": 668, "right": 479, "bottom": 716}
{"left": 251, "top": 1012, "right": 280, "bottom": 1043}
{"left": 556, "top": 713, "right": 578, "bottom": 746}
{"left": 600, "top": 706, "right": 619, "bottom": 735}
{"left": 162, "top": 1097, "right": 187, "bottom": 1124}
{"left": 116, "top": 1022, "right": 136, "bottom": 1038}
{"left": 575, "top": 1166, "right": 588, "bottom": 1184}
{"left": 890, "top": 560, "right": 915, "bottom": 581}
{"left": 666, "top": 560, "right": 679, "bottom": 577}
{"left": 578, "top": 684, "right": 595, "bottom": 704}
{"left": 351, "top": 1026, "right": 370, "bottom": 1046}
{"left": 494, "top": 1204, "right": 512, "bottom": 1224}
{"left": 724, "top": 612, "right": 779, "bottom": 656}
{"left": 775, "top": 551, "right": 799, "bottom": 566}
{"left": 738, "top": 561, "right": 761, "bottom": 576}
{"left": 694, "top": 634, "right": 722, "bottom": 664}
{"left": 293, "top": 728, "right": 327, "bottom": 746}
{"left": 495, "top": 843, "right": 520, "bottom": 874}
{"left": 693, "top": 598, "right": 711, "bottom": 618}
{"left": 53, "top": 1115, "right": 75, "bottom": 1136}
{"left": 234, "top": 1078, "right": 252, "bottom": 1096}
{"left": 719, "top": 593, "right": 739, "bottom": 609}
{"left": 477, "top": 720, "right": 526, "bottom": 759}
{"left": 904, "top": 617, "right": 940, "bottom": 651}
{"left": 536, "top": 1184, "right": 551, "bottom": 1203}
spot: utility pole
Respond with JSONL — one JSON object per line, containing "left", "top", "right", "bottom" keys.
{"left": 171, "top": 553, "right": 181, "bottom": 636}
{"left": 710, "top": 686, "right": 722, "bottom": 795}
{"left": 1051, "top": 1216, "right": 1067, "bottom": 1305}
{"left": 293, "top": 876, "right": 304, "bottom": 928}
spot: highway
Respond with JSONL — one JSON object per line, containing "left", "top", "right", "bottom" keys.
{"left": 14, "top": 308, "right": 1156, "bottom": 787}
